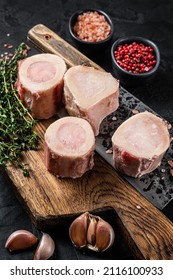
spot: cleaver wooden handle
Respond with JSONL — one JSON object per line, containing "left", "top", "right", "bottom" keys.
{"left": 27, "top": 24, "right": 173, "bottom": 260}
{"left": 27, "top": 23, "right": 102, "bottom": 70}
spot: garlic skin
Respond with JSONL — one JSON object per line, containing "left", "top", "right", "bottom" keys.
{"left": 95, "top": 219, "right": 115, "bottom": 252}
{"left": 5, "top": 230, "right": 38, "bottom": 252}
{"left": 69, "top": 212, "right": 88, "bottom": 248}
{"left": 33, "top": 232, "right": 55, "bottom": 260}
{"left": 86, "top": 216, "right": 97, "bottom": 246}
{"left": 69, "top": 212, "right": 115, "bottom": 252}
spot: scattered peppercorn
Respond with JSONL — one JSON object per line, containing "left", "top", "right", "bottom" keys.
{"left": 114, "top": 42, "right": 157, "bottom": 74}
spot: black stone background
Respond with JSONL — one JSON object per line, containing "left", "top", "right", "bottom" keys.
{"left": 0, "top": 0, "right": 173, "bottom": 260}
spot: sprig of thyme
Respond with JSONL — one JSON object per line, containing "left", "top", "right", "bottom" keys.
{"left": 0, "top": 43, "right": 39, "bottom": 176}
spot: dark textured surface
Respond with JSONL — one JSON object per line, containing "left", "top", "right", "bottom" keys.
{"left": 0, "top": 0, "right": 173, "bottom": 259}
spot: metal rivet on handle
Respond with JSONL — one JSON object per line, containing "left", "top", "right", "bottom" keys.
{"left": 44, "top": 34, "right": 52, "bottom": 40}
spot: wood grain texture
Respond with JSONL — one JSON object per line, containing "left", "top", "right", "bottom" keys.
{"left": 5, "top": 23, "right": 173, "bottom": 260}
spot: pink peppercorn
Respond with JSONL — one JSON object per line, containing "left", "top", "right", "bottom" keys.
{"left": 114, "top": 42, "right": 157, "bottom": 74}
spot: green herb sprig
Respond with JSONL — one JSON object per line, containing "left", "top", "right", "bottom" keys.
{"left": 0, "top": 43, "right": 39, "bottom": 176}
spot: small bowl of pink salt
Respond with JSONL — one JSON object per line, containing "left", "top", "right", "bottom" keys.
{"left": 69, "top": 9, "right": 114, "bottom": 52}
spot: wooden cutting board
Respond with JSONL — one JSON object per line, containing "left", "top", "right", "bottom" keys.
{"left": 5, "top": 24, "right": 173, "bottom": 260}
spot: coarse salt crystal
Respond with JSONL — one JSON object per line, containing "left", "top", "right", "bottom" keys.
{"left": 132, "top": 109, "right": 139, "bottom": 115}
{"left": 168, "top": 123, "right": 172, "bottom": 129}
{"left": 106, "top": 149, "right": 113, "bottom": 154}
{"left": 168, "top": 160, "right": 173, "bottom": 167}
{"left": 112, "top": 116, "right": 117, "bottom": 121}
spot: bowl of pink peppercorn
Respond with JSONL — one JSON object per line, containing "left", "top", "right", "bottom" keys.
{"left": 111, "top": 36, "right": 160, "bottom": 86}
{"left": 69, "top": 9, "right": 114, "bottom": 52}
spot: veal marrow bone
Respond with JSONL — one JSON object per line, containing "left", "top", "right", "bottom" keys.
{"left": 44, "top": 116, "right": 95, "bottom": 178}
{"left": 16, "top": 53, "right": 67, "bottom": 119}
{"left": 111, "top": 111, "right": 170, "bottom": 178}
{"left": 63, "top": 65, "right": 119, "bottom": 135}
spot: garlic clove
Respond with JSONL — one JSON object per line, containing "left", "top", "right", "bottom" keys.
{"left": 69, "top": 212, "right": 115, "bottom": 252}
{"left": 86, "top": 216, "right": 97, "bottom": 247}
{"left": 33, "top": 232, "right": 55, "bottom": 260}
{"left": 69, "top": 212, "right": 88, "bottom": 248}
{"left": 95, "top": 219, "right": 115, "bottom": 252}
{"left": 5, "top": 230, "right": 38, "bottom": 252}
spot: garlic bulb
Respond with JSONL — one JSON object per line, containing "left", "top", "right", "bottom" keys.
{"left": 69, "top": 212, "right": 115, "bottom": 252}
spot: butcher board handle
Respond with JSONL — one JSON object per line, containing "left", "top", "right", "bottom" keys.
{"left": 27, "top": 23, "right": 102, "bottom": 70}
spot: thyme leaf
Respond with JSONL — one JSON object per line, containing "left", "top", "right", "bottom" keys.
{"left": 0, "top": 43, "right": 39, "bottom": 176}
